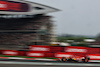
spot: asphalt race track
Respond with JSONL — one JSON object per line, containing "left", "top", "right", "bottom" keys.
{"left": 0, "top": 64, "right": 97, "bottom": 67}
{"left": 0, "top": 60, "right": 100, "bottom": 67}
{"left": 0, "top": 64, "right": 93, "bottom": 67}
{"left": 0, "top": 64, "right": 99, "bottom": 67}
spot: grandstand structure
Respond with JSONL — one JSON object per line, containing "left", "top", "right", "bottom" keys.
{"left": 0, "top": 0, "right": 59, "bottom": 50}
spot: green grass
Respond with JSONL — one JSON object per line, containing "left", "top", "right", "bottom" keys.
{"left": 0, "top": 55, "right": 57, "bottom": 59}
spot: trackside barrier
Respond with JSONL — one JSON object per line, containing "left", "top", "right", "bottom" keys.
{"left": 0, "top": 45, "right": 100, "bottom": 60}
{"left": 55, "top": 52, "right": 73, "bottom": 58}
{"left": 26, "top": 51, "right": 55, "bottom": 58}
{"left": 87, "top": 48, "right": 100, "bottom": 54}
{"left": 29, "top": 45, "right": 64, "bottom": 53}
{"left": 64, "top": 46, "right": 88, "bottom": 53}
{"left": 18, "top": 51, "right": 26, "bottom": 56}
{"left": 50, "top": 46, "right": 64, "bottom": 52}
{"left": 1, "top": 50, "right": 18, "bottom": 56}
{"left": 26, "top": 51, "right": 45, "bottom": 57}
{"left": 87, "top": 54, "right": 100, "bottom": 60}
{"left": 45, "top": 52, "right": 54, "bottom": 57}
{"left": 29, "top": 45, "right": 50, "bottom": 52}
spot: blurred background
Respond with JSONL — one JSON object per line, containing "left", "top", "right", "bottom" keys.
{"left": 0, "top": 0, "right": 100, "bottom": 67}
{"left": 0, "top": 0, "right": 100, "bottom": 50}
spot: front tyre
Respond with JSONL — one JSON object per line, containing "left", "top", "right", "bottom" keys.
{"left": 82, "top": 58, "right": 89, "bottom": 63}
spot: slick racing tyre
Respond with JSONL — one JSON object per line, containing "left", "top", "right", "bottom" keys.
{"left": 61, "top": 57, "right": 67, "bottom": 62}
{"left": 82, "top": 58, "right": 89, "bottom": 63}
{"left": 85, "top": 59, "right": 89, "bottom": 63}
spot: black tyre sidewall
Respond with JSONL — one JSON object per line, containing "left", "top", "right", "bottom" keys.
{"left": 62, "top": 57, "right": 66, "bottom": 62}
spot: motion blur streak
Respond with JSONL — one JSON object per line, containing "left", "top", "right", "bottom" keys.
{"left": 0, "top": 61, "right": 100, "bottom": 66}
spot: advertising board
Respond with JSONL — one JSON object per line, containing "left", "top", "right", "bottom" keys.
{"left": 65, "top": 46, "right": 88, "bottom": 53}
{"left": 55, "top": 52, "right": 73, "bottom": 58}
{"left": 29, "top": 45, "right": 50, "bottom": 52}
{"left": 87, "top": 54, "right": 100, "bottom": 60}
{"left": 88, "top": 48, "right": 100, "bottom": 54}
{"left": 2, "top": 50, "right": 18, "bottom": 56}
{"left": 26, "top": 51, "right": 45, "bottom": 57}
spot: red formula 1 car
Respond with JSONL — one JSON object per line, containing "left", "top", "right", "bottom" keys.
{"left": 58, "top": 55, "right": 90, "bottom": 63}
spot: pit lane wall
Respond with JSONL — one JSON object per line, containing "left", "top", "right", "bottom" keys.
{"left": 0, "top": 45, "right": 100, "bottom": 60}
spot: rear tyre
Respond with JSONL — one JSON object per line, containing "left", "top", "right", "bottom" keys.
{"left": 61, "top": 57, "right": 66, "bottom": 62}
